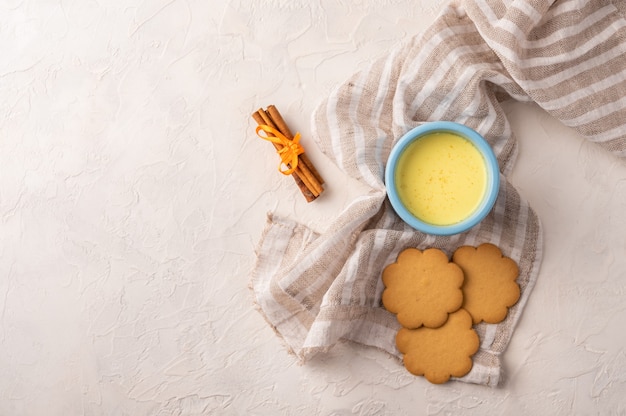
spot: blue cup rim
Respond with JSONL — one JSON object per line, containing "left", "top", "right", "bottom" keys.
{"left": 384, "top": 121, "right": 500, "bottom": 236}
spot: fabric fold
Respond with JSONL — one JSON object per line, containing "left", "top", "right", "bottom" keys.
{"left": 250, "top": 0, "right": 626, "bottom": 386}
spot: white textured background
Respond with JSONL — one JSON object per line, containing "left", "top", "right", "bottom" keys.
{"left": 1, "top": 1, "right": 626, "bottom": 415}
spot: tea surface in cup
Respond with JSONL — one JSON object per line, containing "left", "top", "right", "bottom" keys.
{"left": 395, "top": 132, "right": 487, "bottom": 226}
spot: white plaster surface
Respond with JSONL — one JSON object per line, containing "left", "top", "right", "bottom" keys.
{"left": 1, "top": 1, "right": 625, "bottom": 415}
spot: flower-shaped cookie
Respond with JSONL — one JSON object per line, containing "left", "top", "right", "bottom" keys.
{"left": 396, "top": 308, "right": 479, "bottom": 384}
{"left": 382, "top": 248, "right": 464, "bottom": 329}
{"left": 452, "top": 243, "right": 520, "bottom": 325}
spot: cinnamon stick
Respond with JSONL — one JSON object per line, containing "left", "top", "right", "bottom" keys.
{"left": 257, "top": 108, "right": 323, "bottom": 197}
{"left": 267, "top": 105, "right": 324, "bottom": 185}
{"left": 256, "top": 109, "right": 321, "bottom": 197}
{"left": 253, "top": 107, "right": 324, "bottom": 200}
{"left": 252, "top": 111, "right": 316, "bottom": 202}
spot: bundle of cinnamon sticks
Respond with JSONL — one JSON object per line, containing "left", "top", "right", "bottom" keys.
{"left": 252, "top": 105, "right": 324, "bottom": 202}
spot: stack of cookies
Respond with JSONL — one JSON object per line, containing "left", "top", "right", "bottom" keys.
{"left": 382, "top": 243, "right": 520, "bottom": 384}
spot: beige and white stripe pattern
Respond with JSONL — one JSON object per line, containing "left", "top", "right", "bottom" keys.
{"left": 251, "top": 0, "right": 626, "bottom": 386}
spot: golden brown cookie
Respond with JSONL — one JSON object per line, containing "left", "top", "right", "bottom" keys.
{"left": 452, "top": 243, "right": 520, "bottom": 325}
{"left": 382, "top": 247, "right": 464, "bottom": 329}
{"left": 396, "top": 308, "right": 479, "bottom": 384}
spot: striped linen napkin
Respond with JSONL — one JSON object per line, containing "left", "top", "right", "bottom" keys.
{"left": 251, "top": 0, "right": 626, "bottom": 386}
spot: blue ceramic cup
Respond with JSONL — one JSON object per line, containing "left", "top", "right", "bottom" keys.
{"left": 385, "top": 121, "right": 500, "bottom": 236}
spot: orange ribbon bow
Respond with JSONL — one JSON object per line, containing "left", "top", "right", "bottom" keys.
{"left": 256, "top": 124, "right": 304, "bottom": 175}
